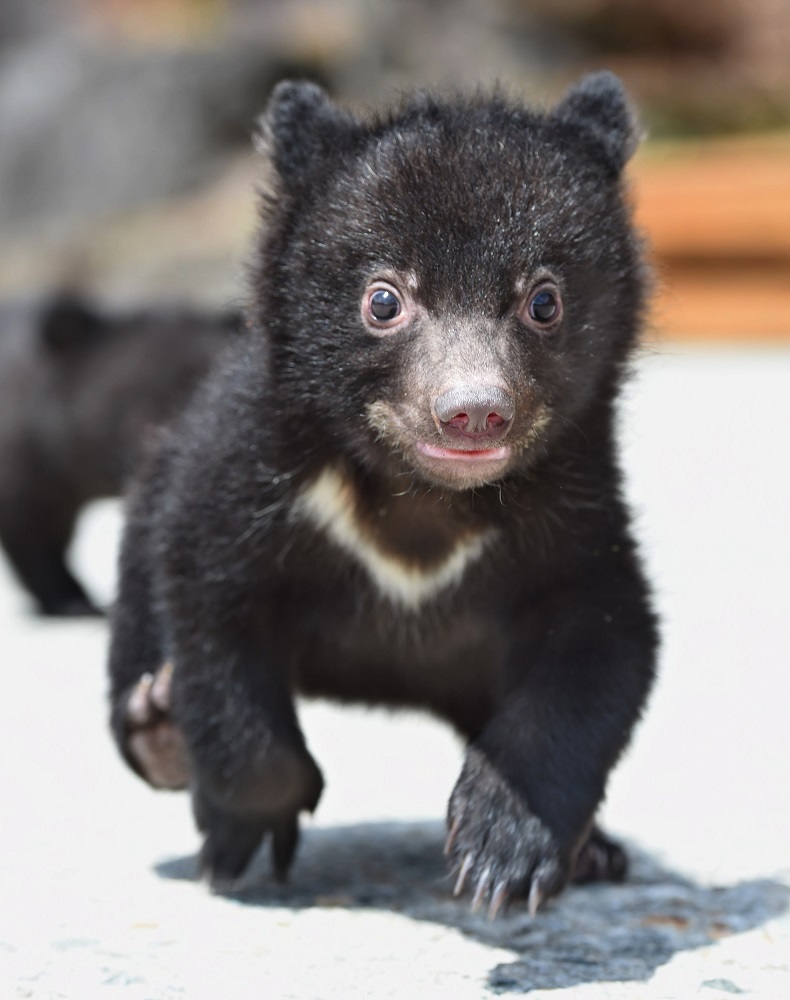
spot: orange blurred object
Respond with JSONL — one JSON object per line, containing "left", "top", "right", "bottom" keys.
{"left": 631, "top": 134, "right": 790, "bottom": 341}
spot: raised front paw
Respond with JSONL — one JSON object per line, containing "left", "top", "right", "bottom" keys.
{"left": 122, "top": 662, "right": 190, "bottom": 790}
{"left": 446, "top": 746, "right": 570, "bottom": 918}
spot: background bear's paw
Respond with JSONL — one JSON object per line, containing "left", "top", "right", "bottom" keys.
{"left": 123, "top": 662, "right": 190, "bottom": 790}
{"left": 446, "top": 746, "right": 569, "bottom": 918}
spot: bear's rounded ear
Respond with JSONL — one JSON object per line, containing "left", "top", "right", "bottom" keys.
{"left": 552, "top": 71, "right": 640, "bottom": 175}
{"left": 255, "top": 80, "right": 359, "bottom": 191}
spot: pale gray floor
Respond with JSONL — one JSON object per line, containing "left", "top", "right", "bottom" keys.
{"left": 1, "top": 345, "right": 788, "bottom": 998}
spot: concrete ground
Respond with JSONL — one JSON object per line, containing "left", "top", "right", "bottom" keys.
{"left": 1, "top": 344, "right": 788, "bottom": 998}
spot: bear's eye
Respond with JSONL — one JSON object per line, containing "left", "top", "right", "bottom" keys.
{"left": 363, "top": 281, "right": 410, "bottom": 332}
{"left": 525, "top": 282, "right": 563, "bottom": 328}
{"left": 369, "top": 288, "right": 401, "bottom": 322}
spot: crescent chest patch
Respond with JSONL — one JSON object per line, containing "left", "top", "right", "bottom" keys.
{"left": 293, "top": 466, "right": 495, "bottom": 610}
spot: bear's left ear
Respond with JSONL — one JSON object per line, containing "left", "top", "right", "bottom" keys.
{"left": 255, "top": 80, "right": 361, "bottom": 193}
{"left": 551, "top": 71, "right": 640, "bottom": 176}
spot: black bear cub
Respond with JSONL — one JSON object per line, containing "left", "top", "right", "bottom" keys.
{"left": 109, "top": 72, "right": 658, "bottom": 917}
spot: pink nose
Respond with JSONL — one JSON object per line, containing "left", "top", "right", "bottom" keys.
{"left": 434, "top": 385, "right": 514, "bottom": 440}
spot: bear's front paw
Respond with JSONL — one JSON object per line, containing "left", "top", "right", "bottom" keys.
{"left": 446, "top": 746, "right": 569, "bottom": 918}
{"left": 193, "top": 747, "right": 324, "bottom": 887}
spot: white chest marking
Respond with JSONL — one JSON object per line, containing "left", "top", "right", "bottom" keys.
{"left": 295, "top": 467, "right": 493, "bottom": 610}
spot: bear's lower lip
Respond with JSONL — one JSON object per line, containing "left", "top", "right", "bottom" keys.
{"left": 416, "top": 442, "right": 511, "bottom": 463}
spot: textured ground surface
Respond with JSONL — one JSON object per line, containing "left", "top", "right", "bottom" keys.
{"left": 1, "top": 345, "right": 788, "bottom": 998}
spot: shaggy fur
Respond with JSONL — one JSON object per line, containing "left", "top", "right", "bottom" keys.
{"left": 108, "top": 73, "right": 658, "bottom": 915}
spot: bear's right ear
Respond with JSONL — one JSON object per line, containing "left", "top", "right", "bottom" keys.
{"left": 255, "top": 81, "right": 360, "bottom": 192}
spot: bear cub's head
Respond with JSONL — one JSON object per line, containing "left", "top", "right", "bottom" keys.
{"left": 252, "top": 73, "right": 647, "bottom": 491}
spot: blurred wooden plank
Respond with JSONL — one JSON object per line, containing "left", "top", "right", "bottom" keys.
{"left": 631, "top": 134, "right": 790, "bottom": 339}
{"left": 649, "top": 261, "right": 790, "bottom": 341}
{"left": 633, "top": 134, "right": 790, "bottom": 257}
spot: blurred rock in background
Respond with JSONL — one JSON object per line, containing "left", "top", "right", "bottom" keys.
{"left": 0, "top": 0, "right": 788, "bottom": 330}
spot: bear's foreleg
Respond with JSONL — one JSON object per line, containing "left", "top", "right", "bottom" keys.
{"left": 167, "top": 614, "right": 324, "bottom": 885}
{"left": 446, "top": 574, "right": 656, "bottom": 916}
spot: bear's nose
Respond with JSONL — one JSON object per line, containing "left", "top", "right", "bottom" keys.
{"left": 434, "top": 385, "right": 515, "bottom": 440}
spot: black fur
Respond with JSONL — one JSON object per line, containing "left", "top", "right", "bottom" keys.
{"left": 108, "top": 73, "right": 658, "bottom": 914}
{"left": 0, "top": 297, "right": 240, "bottom": 615}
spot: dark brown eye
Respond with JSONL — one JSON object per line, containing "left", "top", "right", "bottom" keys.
{"left": 525, "top": 283, "right": 563, "bottom": 328}
{"left": 363, "top": 281, "right": 410, "bottom": 332}
{"left": 370, "top": 288, "right": 401, "bottom": 321}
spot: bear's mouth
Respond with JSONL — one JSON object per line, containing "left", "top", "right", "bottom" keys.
{"left": 415, "top": 441, "right": 511, "bottom": 463}
{"left": 365, "top": 401, "right": 516, "bottom": 486}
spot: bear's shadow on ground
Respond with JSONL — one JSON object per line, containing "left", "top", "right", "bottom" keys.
{"left": 156, "top": 820, "right": 788, "bottom": 994}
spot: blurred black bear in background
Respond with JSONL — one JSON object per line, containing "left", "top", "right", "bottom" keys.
{"left": 0, "top": 297, "right": 241, "bottom": 615}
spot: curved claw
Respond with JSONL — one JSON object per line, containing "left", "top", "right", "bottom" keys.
{"left": 488, "top": 881, "right": 509, "bottom": 920}
{"left": 527, "top": 878, "right": 543, "bottom": 918}
{"left": 453, "top": 852, "right": 474, "bottom": 897}
{"left": 150, "top": 661, "right": 174, "bottom": 711}
{"left": 471, "top": 866, "right": 492, "bottom": 912}
{"left": 126, "top": 673, "right": 155, "bottom": 725}
{"left": 444, "top": 815, "right": 461, "bottom": 857}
